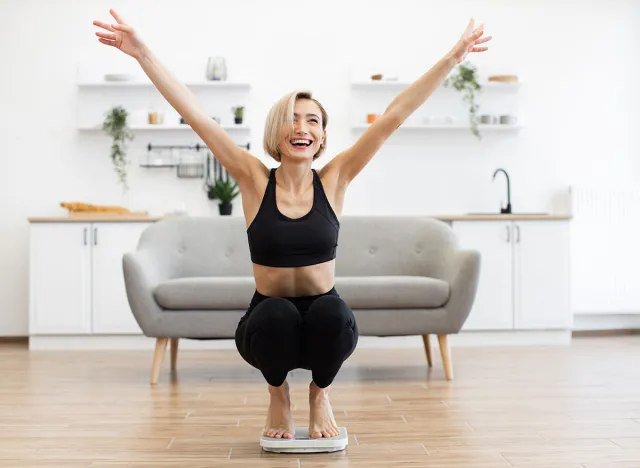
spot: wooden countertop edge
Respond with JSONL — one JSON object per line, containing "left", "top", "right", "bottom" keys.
{"left": 28, "top": 215, "right": 165, "bottom": 222}
{"left": 433, "top": 214, "right": 572, "bottom": 220}
{"left": 27, "top": 213, "right": 572, "bottom": 222}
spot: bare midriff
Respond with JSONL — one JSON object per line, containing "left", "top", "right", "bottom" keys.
{"left": 252, "top": 259, "right": 336, "bottom": 297}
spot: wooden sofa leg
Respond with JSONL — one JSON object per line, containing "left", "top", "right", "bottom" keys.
{"left": 421, "top": 335, "right": 433, "bottom": 367}
{"left": 151, "top": 337, "right": 169, "bottom": 385}
{"left": 437, "top": 334, "right": 453, "bottom": 381}
{"left": 170, "top": 338, "right": 179, "bottom": 371}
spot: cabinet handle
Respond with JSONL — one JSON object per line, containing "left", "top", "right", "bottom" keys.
{"left": 83, "top": 228, "right": 88, "bottom": 245}
{"left": 505, "top": 225, "right": 510, "bottom": 242}
{"left": 515, "top": 225, "right": 520, "bottom": 243}
{"left": 93, "top": 228, "right": 98, "bottom": 246}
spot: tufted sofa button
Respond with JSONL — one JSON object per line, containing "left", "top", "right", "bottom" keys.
{"left": 369, "top": 246, "right": 377, "bottom": 254}
{"left": 225, "top": 248, "right": 233, "bottom": 257}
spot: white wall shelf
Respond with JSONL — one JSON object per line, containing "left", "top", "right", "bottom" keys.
{"left": 78, "top": 124, "right": 250, "bottom": 131}
{"left": 77, "top": 80, "right": 251, "bottom": 89}
{"left": 352, "top": 123, "right": 523, "bottom": 131}
{"left": 351, "top": 80, "right": 522, "bottom": 90}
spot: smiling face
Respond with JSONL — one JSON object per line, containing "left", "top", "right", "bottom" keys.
{"left": 263, "top": 90, "right": 329, "bottom": 163}
{"left": 279, "top": 99, "right": 326, "bottom": 161}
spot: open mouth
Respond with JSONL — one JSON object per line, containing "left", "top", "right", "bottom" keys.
{"left": 290, "top": 138, "right": 313, "bottom": 148}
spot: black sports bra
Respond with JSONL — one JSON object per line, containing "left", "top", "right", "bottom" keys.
{"left": 246, "top": 168, "right": 339, "bottom": 268}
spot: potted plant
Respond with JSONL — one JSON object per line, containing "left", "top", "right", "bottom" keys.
{"left": 102, "top": 106, "right": 134, "bottom": 191}
{"left": 206, "top": 177, "right": 240, "bottom": 215}
{"left": 444, "top": 61, "right": 482, "bottom": 139}
{"left": 232, "top": 106, "right": 244, "bottom": 124}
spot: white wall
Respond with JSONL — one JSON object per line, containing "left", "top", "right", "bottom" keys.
{"left": 1, "top": 0, "right": 639, "bottom": 335}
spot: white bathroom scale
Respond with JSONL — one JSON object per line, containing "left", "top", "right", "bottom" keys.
{"left": 260, "top": 427, "right": 348, "bottom": 453}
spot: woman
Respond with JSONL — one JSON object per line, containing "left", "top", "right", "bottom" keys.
{"left": 93, "top": 8, "right": 491, "bottom": 440}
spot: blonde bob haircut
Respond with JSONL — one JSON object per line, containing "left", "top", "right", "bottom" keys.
{"left": 263, "top": 90, "right": 328, "bottom": 162}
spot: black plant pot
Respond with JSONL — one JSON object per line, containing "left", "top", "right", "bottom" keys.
{"left": 219, "top": 201, "right": 232, "bottom": 215}
{"left": 234, "top": 116, "right": 243, "bottom": 124}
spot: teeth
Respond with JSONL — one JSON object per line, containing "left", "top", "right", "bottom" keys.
{"left": 291, "top": 139, "right": 311, "bottom": 146}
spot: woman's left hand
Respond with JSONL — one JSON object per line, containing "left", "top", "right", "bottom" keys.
{"left": 449, "top": 18, "right": 492, "bottom": 64}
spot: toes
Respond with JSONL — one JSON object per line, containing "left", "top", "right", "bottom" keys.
{"left": 308, "top": 426, "right": 341, "bottom": 438}
{"left": 284, "top": 431, "right": 294, "bottom": 439}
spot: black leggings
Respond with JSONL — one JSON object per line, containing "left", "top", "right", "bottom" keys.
{"left": 234, "top": 287, "right": 358, "bottom": 388}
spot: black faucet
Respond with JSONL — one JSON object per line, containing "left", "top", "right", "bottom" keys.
{"left": 492, "top": 168, "right": 512, "bottom": 214}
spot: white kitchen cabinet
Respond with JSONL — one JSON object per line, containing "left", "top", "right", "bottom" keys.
{"left": 29, "top": 223, "right": 92, "bottom": 334}
{"left": 451, "top": 221, "right": 514, "bottom": 330}
{"left": 29, "top": 221, "right": 152, "bottom": 336}
{"left": 90, "top": 222, "right": 153, "bottom": 334}
{"left": 513, "top": 221, "right": 571, "bottom": 329}
{"left": 451, "top": 219, "right": 571, "bottom": 331}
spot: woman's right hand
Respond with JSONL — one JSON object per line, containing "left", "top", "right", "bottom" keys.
{"left": 93, "top": 9, "right": 146, "bottom": 60}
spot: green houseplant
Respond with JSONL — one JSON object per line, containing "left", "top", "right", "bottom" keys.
{"left": 232, "top": 106, "right": 244, "bottom": 124}
{"left": 444, "top": 61, "right": 482, "bottom": 138}
{"left": 102, "top": 106, "right": 134, "bottom": 191}
{"left": 206, "top": 177, "right": 240, "bottom": 215}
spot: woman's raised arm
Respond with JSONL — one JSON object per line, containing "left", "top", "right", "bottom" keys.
{"left": 93, "top": 9, "right": 264, "bottom": 183}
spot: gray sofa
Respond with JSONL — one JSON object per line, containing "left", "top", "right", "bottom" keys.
{"left": 122, "top": 215, "right": 480, "bottom": 384}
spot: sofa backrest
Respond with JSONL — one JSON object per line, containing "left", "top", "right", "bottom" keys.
{"left": 137, "top": 215, "right": 254, "bottom": 278}
{"left": 136, "top": 215, "right": 458, "bottom": 279}
{"left": 335, "top": 215, "right": 458, "bottom": 278}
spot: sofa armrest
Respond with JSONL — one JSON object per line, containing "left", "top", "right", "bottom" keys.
{"left": 122, "top": 249, "right": 172, "bottom": 337}
{"left": 442, "top": 248, "right": 481, "bottom": 332}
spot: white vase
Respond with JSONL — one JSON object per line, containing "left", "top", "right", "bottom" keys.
{"left": 206, "top": 56, "right": 227, "bottom": 81}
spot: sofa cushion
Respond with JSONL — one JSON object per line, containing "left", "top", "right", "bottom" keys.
{"left": 335, "top": 276, "right": 449, "bottom": 309}
{"left": 153, "top": 275, "right": 449, "bottom": 310}
{"left": 154, "top": 277, "right": 256, "bottom": 310}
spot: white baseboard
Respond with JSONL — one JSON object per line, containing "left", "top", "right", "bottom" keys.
{"left": 28, "top": 330, "right": 572, "bottom": 351}
{"left": 573, "top": 313, "right": 640, "bottom": 331}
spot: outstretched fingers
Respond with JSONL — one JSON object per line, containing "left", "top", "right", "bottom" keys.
{"left": 111, "top": 23, "right": 133, "bottom": 33}
{"left": 95, "top": 31, "right": 117, "bottom": 41}
{"left": 109, "top": 8, "right": 127, "bottom": 24}
{"left": 471, "top": 32, "right": 492, "bottom": 53}
{"left": 466, "top": 28, "right": 492, "bottom": 51}
{"left": 97, "top": 38, "right": 117, "bottom": 47}
{"left": 92, "top": 20, "right": 115, "bottom": 32}
{"left": 461, "top": 17, "right": 475, "bottom": 38}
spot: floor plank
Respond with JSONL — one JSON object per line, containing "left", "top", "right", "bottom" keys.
{"left": 0, "top": 336, "right": 640, "bottom": 467}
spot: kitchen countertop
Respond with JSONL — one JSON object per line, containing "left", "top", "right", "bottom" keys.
{"left": 28, "top": 213, "right": 165, "bottom": 222}
{"left": 432, "top": 213, "right": 572, "bottom": 221}
{"left": 28, "top": 213, "right": 572, "bottom": 223}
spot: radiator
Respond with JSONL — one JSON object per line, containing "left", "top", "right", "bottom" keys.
{"left": 570, "top": 186, "right": 640, "bottom": 314}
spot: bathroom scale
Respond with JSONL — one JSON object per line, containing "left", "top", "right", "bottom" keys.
{"left": 260, "top": 427, "right": 348, "bottom": 453}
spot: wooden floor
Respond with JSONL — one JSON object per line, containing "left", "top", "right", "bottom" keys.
{"left": 1, "top": 336, "right": 640, "bottom": 467}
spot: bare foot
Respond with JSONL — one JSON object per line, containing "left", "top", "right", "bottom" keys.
{"left": 308, "top": 381, "right": 340, "bottom": 438}
{"left": 263, "top": 380, "right": 295, "bottom": 439}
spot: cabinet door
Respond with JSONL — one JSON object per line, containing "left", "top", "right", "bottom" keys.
{"left": 451, "top": 221, "right": 514, "bottom": 330}
{"left": 29, "top": 223, "right": 91, "bottom": 334}
{"left": 513, "top": 221, "right": 571, "bottom": 329}
{"left": 91, "top": 222, "right": 152, "bottom": 334}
